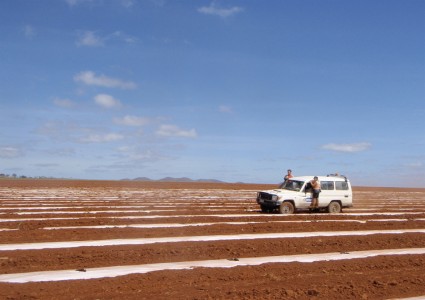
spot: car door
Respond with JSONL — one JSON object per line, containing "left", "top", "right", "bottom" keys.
{"left": 320, "top": 181, "right": 336, "bottom": 206}
{"left": 298, "top": 182, "right": 312, "bottom": 208}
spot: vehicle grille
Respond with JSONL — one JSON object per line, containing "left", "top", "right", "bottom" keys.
{"left": 258, "top": 192, "right": 273, "bottom": 200}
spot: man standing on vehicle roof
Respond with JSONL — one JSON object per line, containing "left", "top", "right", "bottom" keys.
{"left": 284, "top": 169, "right": 293, "bottom": 181}
{"left": 309, "top": 176, "right": 321, "bottom": 210}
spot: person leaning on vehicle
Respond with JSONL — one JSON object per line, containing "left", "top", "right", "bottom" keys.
{"left": 309, "top": 176, "right": 321, "bottom": 209}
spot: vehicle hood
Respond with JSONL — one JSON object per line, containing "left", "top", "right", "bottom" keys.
{"left": 260, "top": 189, "right": 298, "bottom": 195}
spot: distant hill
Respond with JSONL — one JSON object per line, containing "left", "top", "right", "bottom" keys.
{"left": 129, "top": 177, "right": 225, "bottom": 183}
{"left": 132, "top": 177, "right": 152, "bottom": 181}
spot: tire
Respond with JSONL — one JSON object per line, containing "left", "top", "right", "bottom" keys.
{"left": 327, "top": 201, "right": 342, "bottom": 214}
{"left": 279, "top": 201, "right": 295, "bottom": 214}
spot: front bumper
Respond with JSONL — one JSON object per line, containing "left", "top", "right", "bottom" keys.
{"left": 256, "top": 192, "right": 279, "bottom": 207}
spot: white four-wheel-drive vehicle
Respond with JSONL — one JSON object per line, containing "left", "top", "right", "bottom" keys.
{"left": 256, "top": 175, "right": 353, "bottom": 214}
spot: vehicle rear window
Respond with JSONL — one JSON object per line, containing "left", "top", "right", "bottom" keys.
{"left": 321, "top": 181, "right": 335, "bottom": 190}
{"left": 335, "top": 181, "right": 349, "bottom": 190}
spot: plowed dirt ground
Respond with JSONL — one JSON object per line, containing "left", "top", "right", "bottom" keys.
{"left": 0, "top": 179, "right": 424, "bottom": 300}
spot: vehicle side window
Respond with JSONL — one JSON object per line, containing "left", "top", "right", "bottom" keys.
{"left": 335, "top": 181, "right": 349, "bottom": 190}
{"left": 321, "top": 181, "right": 334, "bottom": 190}
{"left": 293, "top": 181, "right": 302, "bottom": 191}
{"left": 303, "top": 182, "right": 312, "bottom": 193}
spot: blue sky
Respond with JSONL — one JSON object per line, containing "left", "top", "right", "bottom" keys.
{"left": 0, "top": 0, "right": 424, "bottom": 187}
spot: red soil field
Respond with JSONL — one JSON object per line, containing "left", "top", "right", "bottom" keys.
{"left": 0, "top": 179, "right": 424, "bottom": 299}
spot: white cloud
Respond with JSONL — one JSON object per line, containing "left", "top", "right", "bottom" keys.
{"left": 0, "top": 146, "right": 22, "bottom": 158}
{"left": 114, "top": 115, "right": 151, "bottom": 126}
{"left": 65, "top": 0, "right": 96, "bottom": 6}
{"left": 121, "top": 0, "right": 135, "bottom": 8}
{"left": 94, "top": 94, "right": 122, "bottom": 109}
{"left": 23, "top": 25, "right": 36, "bottom": 39}
{"left": 155, "top": 125, "right": 197, "bottom": 138}
{"left": 66, "top": 0, "right": 79, "bottom": 5}
{"left": 77, "top": 31, "right": 137, "bottom": 47}
{"left": 321, "top": 142, "right": 371, "bottom": 153}
{"left": 76, "top": 31, "right": 104, "bottom": 47}
{"left": 116, "top": 146, "right": 169, "bottom": 163}
{"left": 79, "top": 133, "right": 124, "bottom": 143}
{"left": 53, "top": 98, "right": 75, "bottom": 108}
{"left": 37, "top": 121, "right": 125, "bottom": 145}
{"left": 111, "top": 31, "right": 138, "bottom": 44}
{"left": 404, "top": 162, "right": 423, "bottom": 168}
{"left": 66, "top": 0, "right": 134, "bottom": 7}
{"left": 74, "top": 71, "right": 137, "bottom": 89}
{"left": 198, "top": 2, "right": 243, "bottom": 18}
{"left": 219, "top": 105, "right": 232, "bottom": 113}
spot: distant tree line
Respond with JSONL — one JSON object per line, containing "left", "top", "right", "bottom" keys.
{"left": 0, "top": 173, "right": 54, "bottom": 179}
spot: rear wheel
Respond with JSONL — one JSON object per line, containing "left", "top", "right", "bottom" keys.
{"left": 279, "top": 202, "right": 295, "bottom": 214}
{"left": 327, "top": 201, "right": 342, "bottom": 214}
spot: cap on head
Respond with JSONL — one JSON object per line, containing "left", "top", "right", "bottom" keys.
{"left": 314, "top": 176, "right": 318, "bottom": 180}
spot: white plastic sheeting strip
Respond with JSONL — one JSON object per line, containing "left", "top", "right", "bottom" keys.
{"left": 0, "top": 217, "right": 82, "bottom": 222}
{"left": 0, "top": 248, "right": 424, "bottom": 283}
{"left": 0, "top": 218, "right": 423, "bottom": 231}
{"left": 2, "top": 211, "right": 425, "bottom": 223}
{"left": 389, "top": 297, "right": 425, "bottom": 300}
{"left": 1, "top": 229, "right": 424, "bottom": 251}
{"left": 42, "top": 218, "right": 425, "bottom": 230}
{"left": 0, "top": 228, "right": 17, "bottom": 232}
{"left": 0, "top": 205, "right": 242, "bottom": 210}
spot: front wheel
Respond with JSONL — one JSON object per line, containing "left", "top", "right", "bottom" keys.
{"left": 279, "top": 202, "right": 295, "bottom": 214}
{"left": 327, "top": 201, "right": 342, "bottom": 214}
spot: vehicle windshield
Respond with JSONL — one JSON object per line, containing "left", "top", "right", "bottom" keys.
{"left": 279, "top": 180, "right": 304, "bottom": 191}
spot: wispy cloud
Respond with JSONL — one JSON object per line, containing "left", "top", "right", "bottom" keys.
{"left": 74, "top": 71, "right": 137, "bottom": 89}
{"left": 23, "top": 25, "right": 36, "bottom": 39}
{"left": 37, "top": 121, "right": 124, "bottom": 145}
{"left": 120, "top": 0, "right": 135, "bottom": 8}
{"left": 66, "top": 0, "right": 137, "bottom": 8}
{"left": 321, "top": 142, "right": 371, "bottom": 153}
{"left": 113, "top": 115, "right": 151, "bottom": 126}
{"left": 218, "top": 105, "right": 232, "bottom": 113}
{"left": 117, "top": 146, "right": 166, "bottom": 162}
{"left": 32, "top": 163, "right": 59, "bottom": 168}
{"left": 111, "top": 31, "right": 138, "bottom": 44}
{"left": 155, "top": 124, "right": 197, "bottom": 138}
{"left": 79, "top": 133, "right": 124, "bottom": 143}
{"left": 76, "top": 30, "right": 137, "bottom": 47}
{"left": 76, "top": 31, "right": 104, "bottom": 47}
{"left": 0, "top": 146, "right": 23, "bottom": 158}
{"left": 404, "top": 162, "right": 423, "bottom": 168}
{"left": 53, "top": 97, "right": 76, "bottom": 108}
{"left": 65, "top": 0, "right": 94, "bottom": 7}
{"left": 94, "top": 94, "right": 122, "bottom": 108}
{"left": 198, "top": 2, "right": 243, "bottom": 18}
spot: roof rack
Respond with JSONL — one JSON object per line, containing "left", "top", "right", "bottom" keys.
{"left": 327, "top": 174, "right": 348, "bottom": 182}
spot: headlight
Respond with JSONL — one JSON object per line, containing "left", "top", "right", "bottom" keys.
{"left": 272, "top": 195, "right": 278, "bottom": 201}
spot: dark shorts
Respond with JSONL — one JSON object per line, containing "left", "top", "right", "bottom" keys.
{"left": 313, "top": 189, "right": 320, "bottom": 198}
